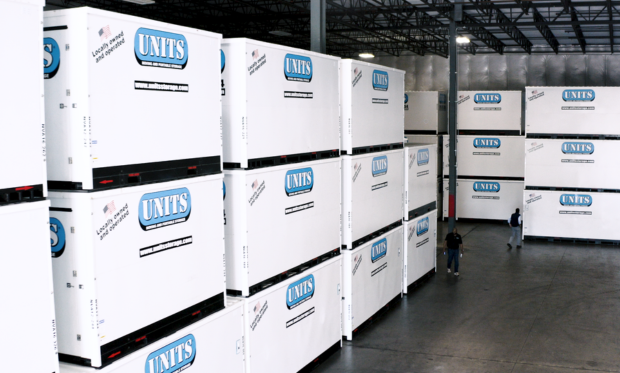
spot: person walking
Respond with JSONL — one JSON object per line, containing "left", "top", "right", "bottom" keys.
{"left": 443, "top": 227, "right": 464, "bottom": 276}
{"left": 507, "top": 208, "right": 522, "bottom": 249}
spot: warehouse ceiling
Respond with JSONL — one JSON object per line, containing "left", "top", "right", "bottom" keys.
{"left": 44, "top": 0, "right": 620, "bottom": 57}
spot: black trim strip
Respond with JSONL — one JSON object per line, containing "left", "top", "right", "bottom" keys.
{"left": 405, "top": 130, "right": 441, "bottom": 135}
{"left": 457, "top": 175, "right": 524, "bottom": 181}
{"left": 59, "top": 293, "right": 225, "bottom": 368}
{"left": 525, "top": 235, "right": 620, "bottom": 245}
{"left": 459, "top": 130, "right": 521, "bottom": 136}
{"left": 49, "top": 156, "right": 220, "bottom": 191}
{"left": 224, "top": 149, "right": 339, "bottom": 170}
{"left": 50, "top": 207, "right": 72, "bottom": 212}
{"left": 44, "top": 25, "right": 68, "bottom": 31}
{"left": 407, "top": 202, "right": 436, "bottom": 221}
{"left": 405, "top": 268, "right": 435, "bottom": 293}
{"left": 526, "top": 133, "right": 620, "bottom": 140}
{"left": 298, "top": 341, "right": 341, "bottom": 373}
{"left": 525, "top": 186, "right": 620, "bottom": 193}
{"left": 346, "top": 220, "right": 402, "bottom": 250}
{"left": 351, "top": 142, "right": 404, "bottom": 156}
{"left": 344, "top": 294, "right": 401, "bottom": 341}
{"left": 227, "top": 248, "right": 341, "bottom": 297}
{"left": 0, "top": 184, "right": 45, "bottom": 205}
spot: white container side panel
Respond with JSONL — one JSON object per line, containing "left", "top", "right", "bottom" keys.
{"left": 221, "top": 39, "right": 340, "bottom": 167}
{"left": 342, "top": 149, "right": 404, "bottom": 249}
{"left": 44, "top": 8, "right": 222, "bottom": 189}
{"left": 224, "top": 158, "right": 340, "bottom": 296}
{"left": 405, "top": 134, "right": 442, "bottom": 175}
{"left": 442, "top": 179, "right": 524, "bottom": 221}
{"left": 0, "top": 0, "right": 47, "bottom": 194}
{"left": 404, "top": 91, "right": 447, "bottom": 133}
{"left": 341, "top": 60, "right": 405, "bottom": 152}
{"left": 525, "top": 139, "right": 620, "bottom": 189}
{"left": 445, "top": 136, "right": 525, "bottom": 178}
{"left": 526, "top": 87, "right": 620, "bottom": 136}
{"left": 60, "top": 298, "right": 245, "bottom": 373}
{"left": 49, "top": 175, "right": 225, "bottom": 367}
{"left": 403, "top": 211, "right": 437, "bottom": 294}
{"left": 404, "top": 144, "right": 437, "bottom": 219}
{"left": 457, "top": 91, "right": 522, "bottom": 133}
{"left": 243, "top": 257, "right": 341, "bottom": 373}
{"left": 342, "top": 226, "right": 403, "bottom": 340}
{"left": 0, "top": 200, "right": 59, "bottom": 373}
{"left": 523, "top": 190, "right": 620, "bottom": 241}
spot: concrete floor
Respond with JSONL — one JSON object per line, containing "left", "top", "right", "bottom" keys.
{"left": 314, "top": 220, "right": 620, "bottom": 373}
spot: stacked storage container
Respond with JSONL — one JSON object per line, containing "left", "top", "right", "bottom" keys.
{"left": 1, "top": 1, "right": 59, "bottom": 372}
{"left": 221, "top": 39, "right": 342, "bottom": 372}
{"left": 442, "top": 91, "right": 525, "bottom": 220}
{"left": 403, "top": 144, "right": 438, "bottom": 294}
{"left": 523, "top": 87, "right": 620, "bottom": 242}
{"left": 340, "top": 60, "right": 405, "bottom": 340}
{"left": 44, "top": 8, "right": 229, "bottom": 371}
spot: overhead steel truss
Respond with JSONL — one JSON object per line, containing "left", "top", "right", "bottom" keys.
{"left": 47, "top": 0, "right": 620, "bottom": 57}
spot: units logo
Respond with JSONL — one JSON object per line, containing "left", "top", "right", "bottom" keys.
{"left": 562, "top": 89, "right": 595, "bottom": 101}
{"left": 221, "top": 49, "right": 225, "bottom": 73}
{"left": 473, "top": 138, "right": 501, "bottom": 148}
{"left": 50, "top": 217, "right": 66, "bottom": 258}
{"left": 286, "top": 274, "right": 315, "bottom": 309}
{"left": 560, "top": 194, "right": 592, "bottom": 206}
{"left": 138, "top": 188, "right": 191, "bottom": 231}
{"left": 404, "top": 93, "right": 409, "bottom": 104}
{"left": 562, "top": 142, "right": 594, "bottom": 154}
{"left": 284, "top": 54, "right": 312, "bottom": 82}
{"left": 417, "top": 148, "right": 430, "bottom": 166}
{"left": 145, "top": 334, "right": 196, "bottom": 373}
{"left": 285, "top": 167, "right": 313, "bottom": 196}
{"left": 473, "top": 182, "right": 500, "bottom": 192}
{"left": 223, "top": 181, "right": 226, "bottom": 200}
{"left": 371, "top": 238, "right": 388, "bottom": 263}
{"left": 474, "top": 93, "right": 501, "bottom": 104}
{"left": 372, "top": 70, "right": 389, "bottom": 91}
{"left": 134, "top": 28, "right": 188, "bottom": 69}
{"left": 417, "top": 217, "right": 429, "bottom": 236}
{"left": 43, "top": 37, "right": 60, "bottom": 79}
{"left": 372, "top": 155, "right": 388, "bottom": 177}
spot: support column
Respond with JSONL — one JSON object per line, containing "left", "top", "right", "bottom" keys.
{"left": 311, "top": 0, "right": 326, "bottom": 53}
{"left": 448, "top": 6, "right": 461, "bottom": 232}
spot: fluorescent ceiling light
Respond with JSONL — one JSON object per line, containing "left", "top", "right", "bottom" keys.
{"left": 123, "top": 0, "right": 155, "bottom": 4}
{"left": 269, "top": 30, "right": 292, "bottom": 36}
{"left": 359, "top": 53, "right": 375, "bottom": 58}
{"left": 456, "top": 36, "right": 470, "bottom": 44}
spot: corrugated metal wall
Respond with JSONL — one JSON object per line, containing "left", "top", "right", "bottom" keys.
{"left": 373, "top": 54, "right": 620, "bottom": 91}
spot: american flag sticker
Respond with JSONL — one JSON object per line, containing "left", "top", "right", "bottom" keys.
{"left": 251, "top": 180, "right": 259, "bottom": 190}
{"left": 354, "top": 163, "right": 358, "bottom": 170}
{"left": 103, "top": 200, "right": 116, "bottom": 217}
{"left": 530, "top": 193, "right": 536, "bottom": 198}
{"left": 254, "top": 302, "right": 261, "bottom": 314}
{"left": 354, "top": 67, "right": 359, "bottom": 75}
{"left": 532, "top": 90, "right": 538, "bottom": 95}
{"left": 252, "top": 49, "right": 259, "bottom": 59}
{"left": 98, "top": 25, "right": 112, "bottom": 41}
{"left": 459, "top": 95, "right": 464, "bottom": 99}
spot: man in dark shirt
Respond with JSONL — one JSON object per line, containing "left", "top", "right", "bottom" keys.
{"left": 443, "top": 227, "right": 464, "bottom": 276}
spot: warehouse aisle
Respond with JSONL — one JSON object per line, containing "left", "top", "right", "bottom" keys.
{"left": 315, "top": 221, "right": 620, "bottom": 373}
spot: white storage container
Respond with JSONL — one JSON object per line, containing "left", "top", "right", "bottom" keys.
{"left": 406, "top": 134, "right": 443, "bottom": 176}
{"left": 224, "top": 158, "right": 340, "bottom": 297}
{"left": 457, "top": 91, "right": 522, "bottom": 134}
{"left": 0, "top": 0, "right": 47, "bottom": 202}
{"left": 525, "top": 138, "right": 620, "bottom": 190}
{"left": 341, "top": 60, "right": 405, "bottom": 153}
{"left": 404, "top": 91, "right": 447, "bottom": 134}
{"left": 526, "top": 87, "right": 620, "bottom": 136}
{"left": 49, "top": 175, "right": 225, "bottom": 368}
{"left": 436, "top": 176, "right": 443, "bottom": 219}
{"left": 523, "top": 190, "right": 620, "bottom": 241}
{"left": 404, "top": 144, "right": 437, "bottom": 220}
{"left": 342, "top": 149, "right": 404, "bottom": 249}
{"left": 1, "top": 200, "right": 59, "bottom": 373}
{"left": 60, "top": 298, "right": 245, "bottom": 373}
{"left": 442, "top": 135, "right": 525, "bottom": 178}
{"left": 44, "top": 8, "right": 222, "bottom": 190}
{"left": 221, "top": 38, "right": 340, "bottom": 168}
{"left": 442, "top": 179, "right": 524, "bottom": 220}
{"left": 342, "top": 226, "right": 403, "bottom": 340}
{"left": 243, "top": 256, "right": 341, "bottom": 373}
{"left": 403, "top": 210, "right": 437, "bottom": 293}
